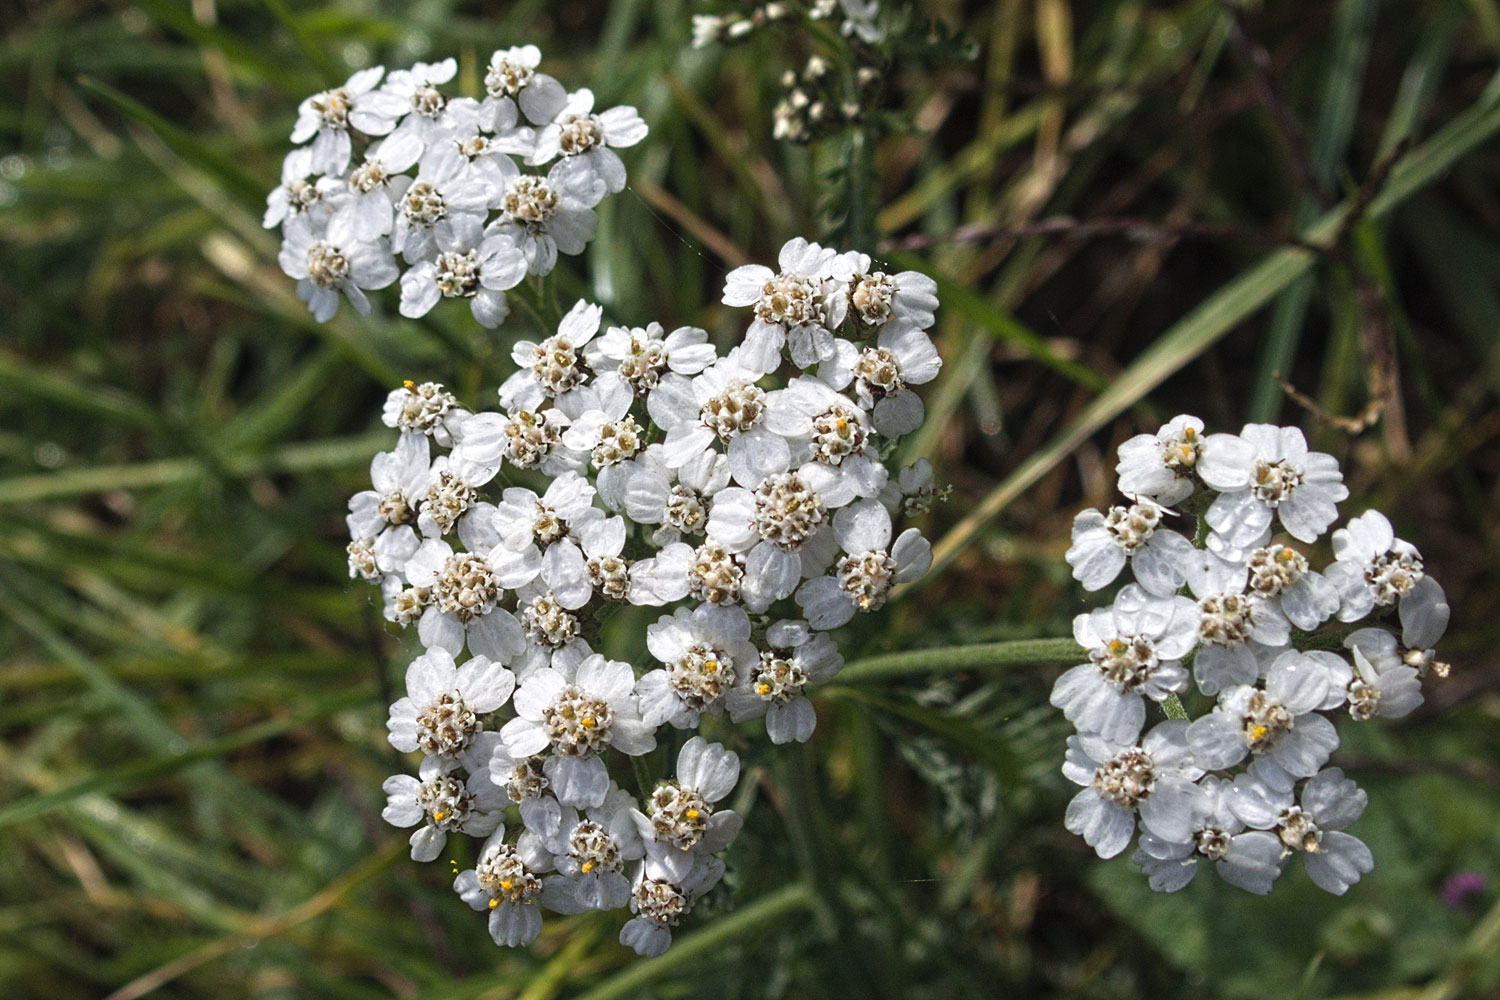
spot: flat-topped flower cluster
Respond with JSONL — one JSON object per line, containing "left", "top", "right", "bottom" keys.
{"left": 344, "top": 231, "right": 940, "bottom": 952}
{"left": 1056, "top": 417, "right": 1450, "bottom": 895}
{"left": 268, "top": 48, "right": 644, "bottom": 325}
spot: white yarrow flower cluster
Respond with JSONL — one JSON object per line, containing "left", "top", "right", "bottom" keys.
{"left": 1056, "top": 416, "right": 1451, "bottom": 896}
{"left": 341, "top": 236, "right": 941, "bottom": 953}
{"left": 269, "top": 52, "right": 645, "bottom": 327}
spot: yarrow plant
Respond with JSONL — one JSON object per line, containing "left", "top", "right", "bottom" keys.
{"left": 280, "top": 55, "right": 945, "bottom": 954}
{"left": 1056, "top": 417, "right": 1451, "bottom": 896}
{"left": 268, "top": 49, "right": 644, "bottom": 326}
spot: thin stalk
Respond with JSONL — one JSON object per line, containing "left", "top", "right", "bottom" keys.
{"left": 571, "top": 883, "right": 817, "bottom": 1000}
{"left": 834, "top": 637, "right": 1084, "bottom": 683}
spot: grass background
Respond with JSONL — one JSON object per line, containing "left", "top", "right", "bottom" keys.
{"left": 4, "top": 0, "right": 1500, "bottom": 996}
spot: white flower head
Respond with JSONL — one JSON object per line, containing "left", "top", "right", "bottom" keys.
{"left": 637, "top": 604, "right": 757, "bottom": 728}
{"left": 290, "top": 66, "right": 393, "bottom": 175}
{"left": 485, "top": 164, "right": 601, "bottom": 275}
{"left": 1052, "top": 585, "right": 1198, "bottom": 744}
{"left": 795, "top": 499, "right": 931, "bottom": 629}
{"left": 386, "top": 647, "right": 516, "bottom": 768}
{"left": 722, "top": 237, "right": 846, "bottom": 370}
{"left": 726, "top": 620, "right": 843, "bottom": 743}
{"left": 1324, "top": 510, "right": 1429, "bottom": 622}
{"left": 629, "top": 737, "right": 743, "bottom": 881}
{"left": 482, "top": 46, "right": 568, "bottom": 130}
{"left": 1184, "top": 551, "right": 1291, "bottom": 695}
{"left": 1065, "top": 501, "right": 1195, "bottom": 597}
{"left": 618, "top": 854, "right": 726, "bottom": 957}
{"left": 1115, "top": 414, "right": 1205, "bottom": 507}
{"left": 382, "top": 755, "right": 505, "bottom": 861}
{"left": 1131, "top": 776, "right": 1287, "bottom": 895}
{"left": 821, "top": 324, "right": 942, "bottom": 437}
{"left": 277, "top": 212, "right": 398, "bottom": 322}
{"left": 1198, "top": 424, "right": 1349, "bottom": 545}
{"left": 1063, "top": 720, "right": 1204, "bottom": 859}
{"left": 836, "top": 252, "right": 939, "bottom": 333}
{"left": 382, "top": 380, "right": 471, "bottom": 447}
{"left": 454, "top": 825, "right": 553, "bottom": 947}
{"left": 499, "top": 300, "right": 605, "bottom": 411}
{"left": 372, "top": 58, "right": 460, "bottom": 147}
{"left": 1186, "top": 650, "right": 1343, "bottom": 778}
{"left": 404, "top": 537, "right": 525, "bottom": 661}
{"left": 530, "top": 88, "right": 648, "bottom": 202}
{"left": 502, "top": 648, "right": 656, "bottom": 808}
{"left": 537, "top": 784, "right": 645, "bottom": 913}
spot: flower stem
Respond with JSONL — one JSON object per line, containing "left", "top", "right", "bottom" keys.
{"left": 1162, "top": 693, "right": 1189, "bottom": 720}
{"left": 833, "top": 637, "right": 1084, "bottom": 684}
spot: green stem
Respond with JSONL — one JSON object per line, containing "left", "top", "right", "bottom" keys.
{"left": 572, "top": 883, "right": 817, "bottom": 1000}
{"left": 834, "top": 637, "right": 1084, "bottom": 683}
{"left": 1162, "top": 693, "right": 1189, "bottom": 720}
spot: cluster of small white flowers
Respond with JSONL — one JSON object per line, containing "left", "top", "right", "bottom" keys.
{"left": 268, "top": 51, "right": 645, "bottom": 325}
{"left": 348, "top": 237, "right": 940, "bottom": 953}
{"left": 1055, "top": 416, "right": 1451, "bottom": 896}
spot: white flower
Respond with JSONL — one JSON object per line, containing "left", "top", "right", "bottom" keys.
{"left": 531, "top": 88, "right": 648, "bottom": 202}
{"left": 722, "top": 237, "right": 846, "bottom": 370}
{"left": 636, "top": 604, "right": 758, "bottom": 728}
{"left": 399, "top": 231, "right": 526, "bottom": 328}
{"left": 1115, "top": 414, "right": 1205, "bottom": 506}
{"left": 265, "top": 147, "right": 329, "bottom": 229}
{"left": 335, "top": 132, "right": 425, "bottom": 240}
{"left": 821, "top": 325, "right": 942, "bottom": 436}
{"left": 1184, "top": 551, "right": 1291, "bottom": 695}
{"left": 1198, "top": 424, "right": 1349, "bottom": 545}
{"left": 346, "top": 432, "right": 428, "bottom": 575}
{"left": 454, "top": 826, "right": 552, "bottom": 947}
{"left": 382, "top": 755, "right": 505, "bottom": 861}
{"left": 618, "top": 855, "right": 725, "bottom": 957}
{"left": 1323, "top": 510, "right": 1428, "bottom": 622}
{"left": 403, "top": 537, "right": 526, "bottom": 660}
{"left": 382, "top": 380, "right": 470, "bottom": 447}
{"left": 372, "top": 58, "right": 460, "bottom": 147}
{"left": 1063, "top": 721, "right": 1203, "bottom": 859}
{"left": 1342, "top": 629, "right": 1425, "bottom": 719}
{"left": 1242, "top": 542, "right": 1340, "bottom": 630}
{"left": 386, "top": 647, "right": 516, "bottom": 768}
{"left": 764, "top": 377, "right": 888, "bottom": 507}
{"left": 502, "top": 649, "right": 656, "bottom": 807}
{"left": 629, "top": 737, "right": 743, "bottom": 881}
{"left": 454, "top": 406, "right": 586, "bottom": 477}
{"left": 836, "top": 252, "right": 939, "bottom": 332}
{"left": 482, "top": 46, "right": 567, "bottom": 130}
{"left": 880, "top": 458, "right": 938, "bottom": 517}
{"left": 1131, "top": 775, "right": 1287, "bottom": 895}
{"left": 657, "top": 353, "right": 787, "bottom": 484}
{"left": 290, "top": 66, "right": 394, "bottom": 175}
{"left": 725, "top": 620, "right": 843, "bottom": 743}
{"left": 1065, "top": 501, "right": 1195, "bottom": 596}
{"left": 839, "top": 0, "right": 884, "bottom": 43}
{"left": 489, "top": 751, "right": 561, "bottom": 837}
{"left": 388, "top": 150, "right": 492, "bottom": 263}
{"left": 277, "top": 213, "right": 398, "bottom": 322}
{"left": 706, "top": 471, "right": 840, "bottom": 610}
{"left": 1051, "top": 584, "right": 1197, "bottom": 744}
{"left": 1231, "top": 766, "right": 1374, "bottom": 895}
{"left": 537, "top": 785, "right": 645, "bottom": 913}
{"left": 560, "top": 376, "right": 647, "bottom": 508}
{"left": 623, "top": 445, "right": 729, "bottom": 545}
{"left": 414, "top": 453, "right": 500, "bottom": 537}
{"left": 1186, "top": 650, "right": 1342, "bottom": 778}
{"left": 590, "top": 322, "right": 717, "bottom": 408}
{"left": 626, "top": 541, "right": 697, "bottom": 607}
{"left": 795, "top": 499, "right": 931, "bottom": 628}
{"left": 499, "top": 300, "right": 605, "bottom": 411}
{"left": 491, "top": 471, "right": 598, "bottom": 569}
{"left": 485, "top": 165, "right": 601, "bottom": 275}
{"left": 419, "top": 101, "right": 525, "bottom": 194}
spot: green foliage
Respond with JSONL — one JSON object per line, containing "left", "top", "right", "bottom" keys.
{"left": 4, "top": 1, "right": 1500, "bottom": 998}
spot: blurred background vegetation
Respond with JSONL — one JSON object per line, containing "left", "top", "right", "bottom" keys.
{"left": 4, "top": 0, "right": 1500, "bottom": 996}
